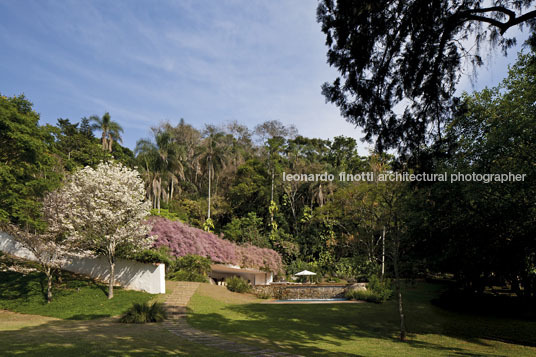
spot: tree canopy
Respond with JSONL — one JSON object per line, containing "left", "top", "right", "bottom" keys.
{"left": 317, "top": 0, "right": 536, "bottom": 154}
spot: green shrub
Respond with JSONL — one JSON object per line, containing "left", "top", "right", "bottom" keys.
{"left": 119, "top": 302, "right": 168, "bottom": 323}
{"left": 133, "top": 247, "right": 174, "bottom": 267}
{"left": 174, "top": 254, "right": 211, "bottom": 276}
{"left": 150, "top": 208, "right": 182, "bottom": 221}
{"left": 346, "top": 289, "right": 383, "bottom": 303}
{"left": 226, "top": 276, "right": 251, "bottom": 293}
{"left": 168, "top": 270, "right": 208, "bottom": 283}
{"left": 346, "top": 275, "right": 392, "bottom": 303}
{"left": 368, "top": 275, "right": 392, "bottom": 302}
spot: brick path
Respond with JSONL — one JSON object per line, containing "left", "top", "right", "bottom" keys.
{"left": 163, "top": 281, "right": 302, "bottom": 357}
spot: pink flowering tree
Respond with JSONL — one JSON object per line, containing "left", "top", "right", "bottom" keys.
{"left": 150, "top": 217, "right": 283, "bottom": 273}
{"left": 58, "top": 162, "right": 153, "bottom": 299}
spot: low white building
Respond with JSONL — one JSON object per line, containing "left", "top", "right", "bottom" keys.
{"left": 210, "top": 264, "right": 273, "bottom": 286}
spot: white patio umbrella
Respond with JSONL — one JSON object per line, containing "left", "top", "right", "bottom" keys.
{"left": 294, "top": 270, "right": 317, "bottom": 283}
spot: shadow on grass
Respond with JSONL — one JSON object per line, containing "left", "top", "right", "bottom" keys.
{"left": 0, "top": 271, "right": 39, "bottom": 301}
{"left": 66, "top": 314, "right": 110, "bottom": 320}
{"left": 186, "top": 282, "right": 536, "bottom": 356}
{"left": 187, "top": 305, "right": 496, "bottom": 356}
{"left": 0, "top": 317, "right": 232, "bottom": 357}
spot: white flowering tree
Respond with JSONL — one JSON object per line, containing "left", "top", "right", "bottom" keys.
{"left": 3, "top": 191, "right": 71, "bottom": 303}
{"left": 59, "top": 162, "right": 153, "bottom": 299}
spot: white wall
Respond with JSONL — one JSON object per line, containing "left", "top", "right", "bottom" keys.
{"left": 0, "top": 232, "right": 165, "bottom": 294}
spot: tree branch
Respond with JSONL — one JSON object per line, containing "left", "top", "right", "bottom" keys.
{"left": 461, "top": 8, "right": 536, "bottom": 35}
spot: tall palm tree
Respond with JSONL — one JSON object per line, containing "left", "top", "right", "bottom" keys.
{"left": 89, "top": 112, "right": 124, "bottom": 152}
{"left": 197, "top": 126, "right": 229, "bottom": 220}
{"left": 135, "top": 128, "right": 183, "bottom": 212}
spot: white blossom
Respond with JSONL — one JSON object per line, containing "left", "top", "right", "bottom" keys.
{"left": 58, "top": 161, "right": 153, "bottom": 298}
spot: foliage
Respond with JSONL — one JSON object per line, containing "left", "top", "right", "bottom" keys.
{"left": 174, "top": 254, "right": 212, "bottom": 276}
{"left": 222, "top": 212, "right": 269, "bottom": 247}
{"left": 404, "top": 50, "right": 536, "bottom": 297}
{"left": 130, "top": 246, "right": 174, "bottom": 268}
{"left": 119, "top": 301, "right": 167, "bottom": 323}
{"left": 57, "top": 161, "right": 153, "bottom": 299}
{"left": 149, "top": 208, "right": 182, "bottom": 221}
{"left": 346, "top": 289, "right": 385, "bottom": 303}
{"left": 317, "top": 0, "right": 536, "bottom": 153}
{"left": 226, "top": 276, "right": 251, "bottom": 293}
{"left": 346, "top": 275, "right": 392, "bottom": 303}
{"left": 150, "top": 217, "right": 283, "bottom": 273}
{"left": 203, "top": 217, "right": 214, "bottom": 232}
{"left": 89, "top": 112, "right": 124, "bottom": 152}
{"left": 368, "top": 275, "right": 393, "bottom": 301}
{"left": 0, "top": 94, "right": 62, "bottom": 227}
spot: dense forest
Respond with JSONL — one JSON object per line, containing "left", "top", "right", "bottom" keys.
{"left": 1, "top": 47, "right": 535, "bottom": 300}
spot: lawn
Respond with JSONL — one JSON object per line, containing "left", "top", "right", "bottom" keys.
{"left": 187, "top": 282, "right": 536, "bottom": 356}
{"left": 0, "top": 310, "right": 236, "bottom": 357}
{"left": 0, "top": 269, "right": 153, "bottom": 320}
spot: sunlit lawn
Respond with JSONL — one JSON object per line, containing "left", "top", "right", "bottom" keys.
{"left": 187, "top": 282, "right": 536, "bottom": 356}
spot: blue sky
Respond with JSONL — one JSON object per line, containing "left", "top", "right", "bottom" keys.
{"left": 0, "top": 0, "right": 531, "bottom": 153}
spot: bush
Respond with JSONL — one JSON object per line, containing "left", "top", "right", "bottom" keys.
{"left": 168, "top": 270, "right": 208, "bottom": 283}
{"left": 174, "top": 254, "right": 211, "bottom": 276}
{"left": 133, "top": 247, "right": 174, "bottom": 267}
{"left": 346, "top": 289, "right": 384, "bottom": 303}
{"left": 226, "top": 276, "right": 251, "bottom": 293}
{"left": 150, "top": 208, "right": 182, "bottom": 221}
{"left": 368, "top": 274, "right": 392, "bottom": 302}
{"left": 150, "top": 217, "right": 283, "bottom": 272}
{"left": 346, "top": 275, "right": 392, "bottom": 303}
{"left": 119, "top": 302, "right": 168, "bottom": 323}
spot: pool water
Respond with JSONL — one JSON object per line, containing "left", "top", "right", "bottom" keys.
{"left": 275, "top": 298, "right": 348, "bottom": 302}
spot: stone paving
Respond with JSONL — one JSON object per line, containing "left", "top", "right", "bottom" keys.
{"left": 163, "top": 281, "right": 302, "bottom": 357}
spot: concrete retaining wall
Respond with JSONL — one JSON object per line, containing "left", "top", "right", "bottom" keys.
{"left": 0, "top": 232, "right": 165, "bottom": 294}
{"left": 254, "top": 284, "right": 353, "bottom": 299}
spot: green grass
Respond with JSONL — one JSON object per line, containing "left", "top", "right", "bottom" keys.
{"left": 187, "top": 282, "right": 536, "bottom": 356}
{"left": 0, "top": 270, "right": 154, "bottom": 320}
{"left": 0, "top": 311, "right": 236, "bottom": 356}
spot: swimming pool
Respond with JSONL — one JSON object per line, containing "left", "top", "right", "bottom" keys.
{"left": 275, "top": 298, "right": 348, "bottom": 302}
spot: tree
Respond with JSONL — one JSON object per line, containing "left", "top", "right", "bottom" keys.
{"left": 58, "top": 162, "right": 153, "bottom": 299}
{"left": 198, "top": 125, "right": 229, "bottom": 224}
{"left": 0, "top": 94, "right": 62, "bottom": 227}
{"left": 136, "top": 127, "right": 184, "bottom": 212}
{"left": 317, "top": 0, "right": 536, "bottom": 153}
{"left": 53, "top": 118, "right": 107, "bottom": 170}
{"left": 89, "top": 112, "right": 124, "bottom": 152}
{"left": 405, "top": 49, "right": 536, "bottom": 298}
{"left": 2, "top": 191, "right": 71, "bottom": 303}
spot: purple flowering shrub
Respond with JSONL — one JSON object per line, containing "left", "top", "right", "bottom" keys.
{"left": 149, "top": 217, "right": 283, "bottom": 273}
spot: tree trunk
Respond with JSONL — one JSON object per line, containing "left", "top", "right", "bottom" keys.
{"left": 102, "top": 132, "right": 107, "bottom": 151}
{"left": 393, "top": 222, "right": 407, "bottom": 341}
{"left": 382, "top": 226, "right": 386, "bottom": 277}
{"left": 108, "top": 258, "right": 115, "bottom": 299}
{"left": 157, "top": 177, "right": 162, "bottom": 213}
{"left": 46, "top": 267, "right": 53, "bottom": 303}
{"left": 270, "top": 168, "right": 274, "bottom": 228}
{"left": 207, "top": 163, "right": 212, "bottom": 219}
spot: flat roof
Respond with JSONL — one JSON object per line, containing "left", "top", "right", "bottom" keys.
{"left": 210, "top": 264, "right": 268, "bottom": 274}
